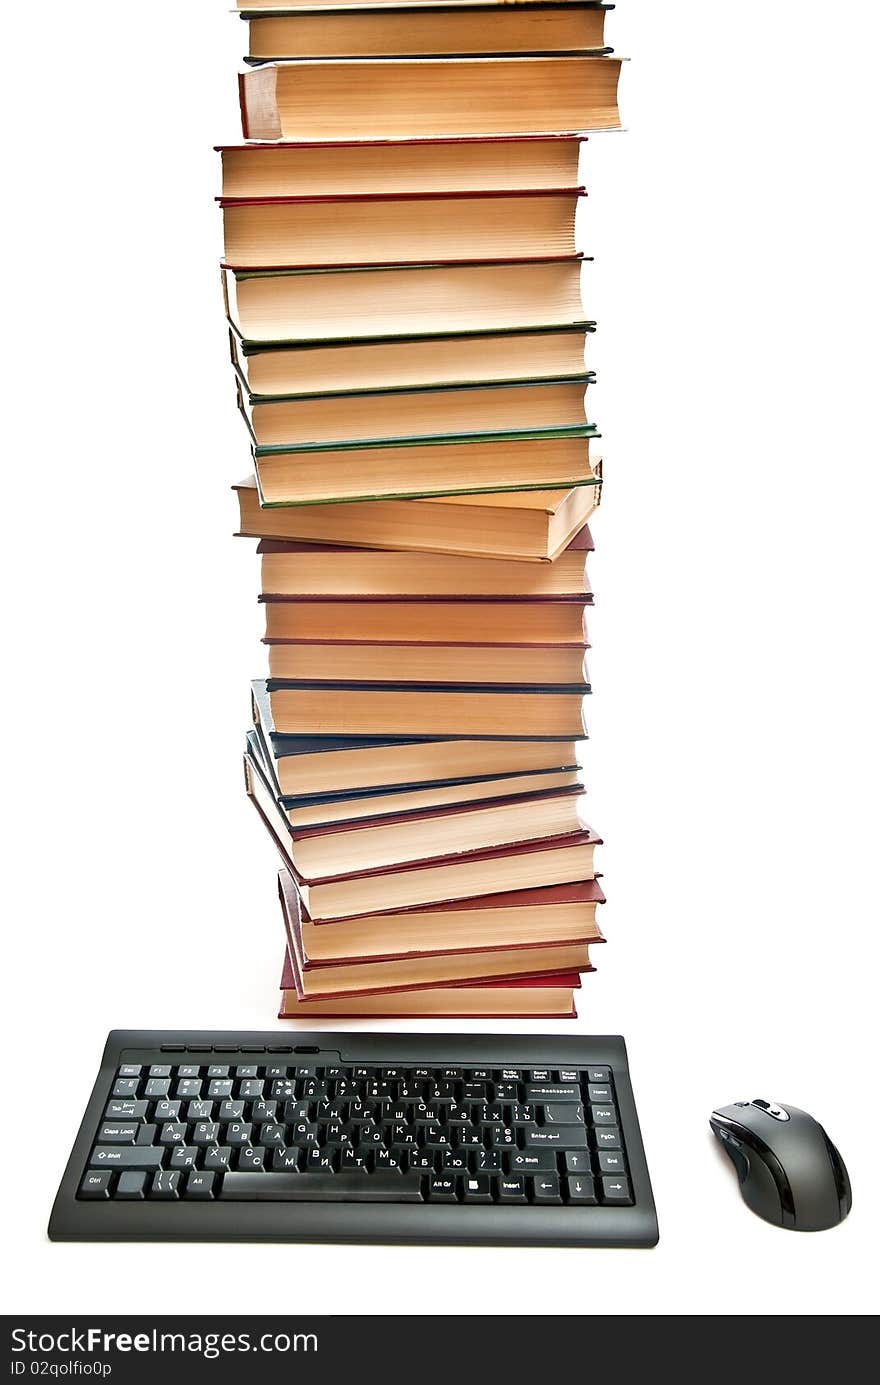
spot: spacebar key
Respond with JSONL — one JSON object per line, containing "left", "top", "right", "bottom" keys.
{"left": 220, "top": 1172, "right": 424, "bottom": 1202}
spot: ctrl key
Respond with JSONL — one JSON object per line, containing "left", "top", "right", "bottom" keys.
{"left": 78, "top": 1171, "right": 112, "bottom": 1200}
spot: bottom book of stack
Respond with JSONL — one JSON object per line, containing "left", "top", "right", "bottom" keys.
{"left": 275, "top": 868, "right": 604, "bottom": 1019}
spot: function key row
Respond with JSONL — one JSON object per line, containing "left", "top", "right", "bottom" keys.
{"left": 116, "top": 1064, "right": 612, "bottom": 1083}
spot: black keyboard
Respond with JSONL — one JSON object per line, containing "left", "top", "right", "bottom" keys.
{"left": 49, "top": 1031, "right": 658, "bottom": 1247}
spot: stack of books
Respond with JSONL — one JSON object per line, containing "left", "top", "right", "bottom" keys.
{"left": 219, "top": 1, "right": 624, "bottom": 1018}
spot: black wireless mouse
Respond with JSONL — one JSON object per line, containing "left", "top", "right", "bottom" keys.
{"left": 710, "top": 1099, "right": 852, "bottom": 1231}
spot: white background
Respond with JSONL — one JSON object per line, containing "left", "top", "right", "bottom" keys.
{"left": 1, "top": 0, "right": 878, "bottom": 1316}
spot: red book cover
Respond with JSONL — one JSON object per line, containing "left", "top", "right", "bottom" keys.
{"left": 218, "top": 188, "right": 586, "bottom": 207}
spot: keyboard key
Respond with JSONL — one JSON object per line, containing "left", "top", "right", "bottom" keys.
{"left": 272, "top": 1148, "right": 303, "bottom": 1172}
{"left": 593, "top": 1126, "right": 622, "bottom": 1150}
{"left": 135, "top": 1124, "right": 159, "bottom": 1146}
{"left": 461, "top": 1175, "right": 493, "bottom": 1203}
{"left": 186, "top": 1171, "right": 215, "bottom": 1199}
{"left": 114, "top": 1171, "right": 147, "bottom": 1200}
{"left": 524, "top": 1126, "right": 588, "bottom": 1151}
{"left": 226, "top": 1122, "right": 255, "bottom": 1147}
{"left": 590, "top": 1106, "right": 618, "bottom": 1126}
{"left": 145, "top": 1078, "right": 170, "bottom": 1099}
{"left": 497, "top": 1175, "right": 526, "bottom": 1203}
{"left": 597, "top": 1151, "right": 627, "bottom": 1175}
{"left": 409, "top": 1151, "right": 436, "bottom": 1172}
{"left": 207, "top": 1065, "right": 230, "bottom": 1079}
{"left": 177, "top": 1065, "right": 201, "bottom": 1078}
{"left": 601, "top": 1177, "right": 633, "bottom": 1205}
{"left": 158, "top": 1122, "right": 188, "bottom": 1146}
{"left": 150, "top": 1170, "right": 181, "bottom": 1200}
{"left": 148, "top": 1065, "right": 172, "bottom": 1078}
{"left": 89, "top": 1147, "right": 164, "bottom": 1170}
{"left": 531, "top": 1174, "right": 562, "bottom": 1204}
{"left": 112, "top": 1078, "right": 139, "bottom": 1098}
{"left": 235, "top": 1065, "right": 259, "bottom": 1079}
{"left": 587, "top": 1085, "right": 613, "bottom": 1103}
{"left": 175, "top": 1078, "right": 202, "bottom": 1099}
{"left": 220, "top": 1172, "right": 424, "bottom": 1202}
{"left": 586, "top": 1068, "right": 610, "bottom": 1083}
{"left": 427, "top": 1175, "right": 458, "bottom": 1202}
{"left": 218, "top": 1100, "right": 245, "bottom": 1122}
{"left": 97, "top": 1123, "right": 139, "bottom": 1144}
{"left": 186, "top": 1100, "right": 214, "bottom": 1121}
{"left": 564, "top": 1151, "right": 591, "bottom": 1175}
{"left": 169, "top": 1146, "right": 199, "bottom": 1170}
{"left": 566, "top": 1175, "right": 597, "bottom": 1204}
{"left": 529, "top": 1069, "right": 552, "bottom": 1081}
{"left": 118, "top": 1065, "right": 142, "bottom": 1077}
{"left": 203, "top": 1146, "right": 232, "bottom": 1171}
{"left": 542, "top": 1102, "right": 585, "bottom": 1125}
{"left": 509, "top": 1151, "right": 557, "bottom": 1174}
{"left": 558, "top": 1070, "right": 580, "bottom": 1083}
{"left": 305, "top": 1148, "right": 335, "bottom": 1173}
{"left": 104, "top": 1100, "right": 148, "bottom": 1121}
{"left": 340, "top": 1148, "right": 369, "bottom": 1172}
{"left": 474, "top": 1150, "right": 502, "bottom": 1174}
{"left": 442, "top": 1151, "right": 468, "bottom": 1173}
{"left": 237, "top": 1147, "right": 266, "bottom": 1172}
{"left": 525, "top": 1084, "right": 582, "bottom": 1102}
{"left": 153, "top": 1100, "right": 182, "bottom": 1123}
{"left": 79, "top": 1171, "right": 112, "bottom": 1199}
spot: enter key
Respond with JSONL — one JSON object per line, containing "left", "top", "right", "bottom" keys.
{"left": 524, "top": 1125, "right": 588, "bottom": 1150}
{"left": 541, "top": 1103, "right": 585, "bottom": 1124}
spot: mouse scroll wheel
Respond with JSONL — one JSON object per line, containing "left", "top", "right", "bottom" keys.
{"left": 751, "top": 1099, "right": 789, "bottom": 1120}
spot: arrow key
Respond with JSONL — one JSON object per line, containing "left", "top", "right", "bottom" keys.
{"left": 601, "top": 1176, "right": 632, "bottom": 1205}
{"left": 566, "top": 1175, "right": 597, "bottom": 1204}
{"left": 531, "top": 1173, "right": 562, "bottom": 1204}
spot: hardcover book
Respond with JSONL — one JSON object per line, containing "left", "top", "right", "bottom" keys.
{"left": 279, "top": 865, "right": 605, "bottom": 959}
{"left": 235, "top": 473, "right": 601, "bottom": 562}
{"left": 251, "top": 680, "right": 584, "bottom": 798}
{"left": 230, "top": 324, "right": 594, "bottom": 400}
{"left": 279, "top": 872, "right": 595, "bottom": 999}
{"left": 216, "top": 135, "right": 585, "bottom": 200}
{"left": 238, "top": 56, "right": 623, "bottom": 141}
{"left": 278, "top": 951, "right": 582, "bottom": 1018}
{"left": 251, "top": 429, "right": 600, "bottom": 507}
{"left": 256, "top": 524, "right": 592, "bottom": 596}
{"left": 241, "top": 6, "right": 611, "bottom": 64}
{"left": 236, "top": 374, "right": 593, "bottom": 451}
{"left": 244, "top": 739, "right": 600, "bottom": 919}
{"left": 222, "top": 258, "right": 588, "bottom": 346}
{"left": 221, "top": 188, "right": 585, "bottom": 270}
